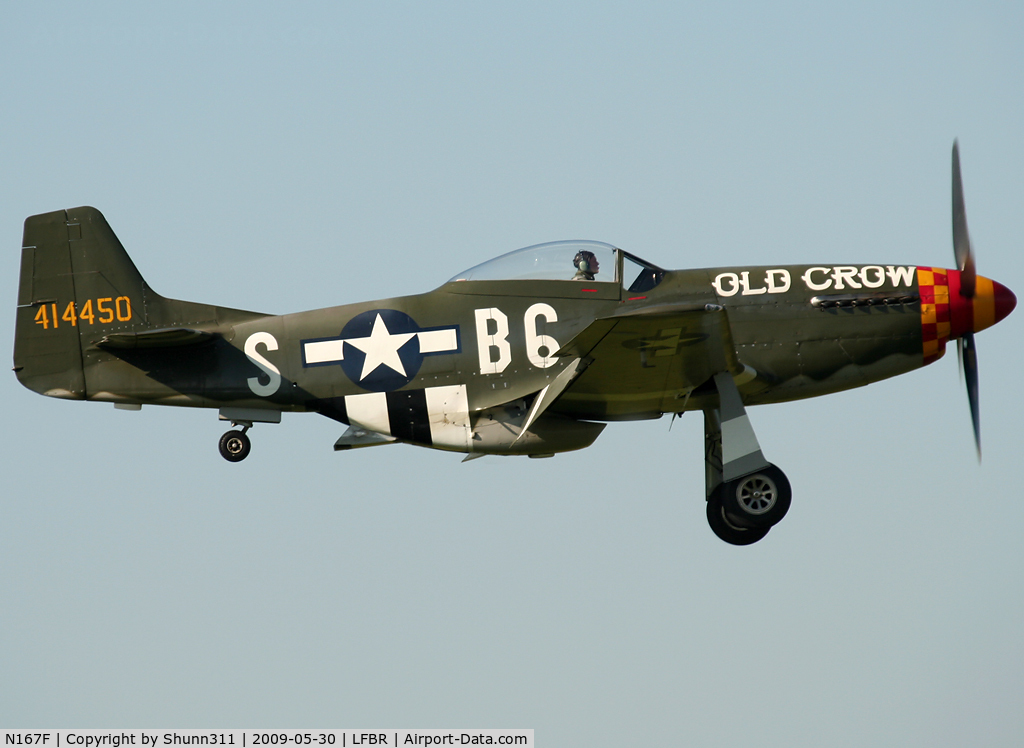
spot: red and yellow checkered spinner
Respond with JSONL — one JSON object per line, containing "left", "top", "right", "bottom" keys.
{"left": 917, "top": 266, "right": 1015, "bottom": 365}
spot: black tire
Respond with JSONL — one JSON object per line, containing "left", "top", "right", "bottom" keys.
{"left": 706, "top": 493, "right": 770, "bottom": 546}
{"left": 219, "top": 430, "right": 251, "bottom": 462}
{"left": 720, "top": 464, "right": 791, "bottom": 530}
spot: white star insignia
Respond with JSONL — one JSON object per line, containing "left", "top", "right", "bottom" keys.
{"left": 344, "top": 313, "right": 416, "bottom": 380}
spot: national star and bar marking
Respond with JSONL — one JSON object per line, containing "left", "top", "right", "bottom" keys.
{"left": 301, "top": 310, "right": 461, "bottom": 390}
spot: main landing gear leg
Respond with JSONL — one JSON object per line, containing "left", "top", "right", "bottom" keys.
{"left": 703, "top": 372, "right": 791, "bottom": 545}
{"left": 219, "top": 421, "right": 252, "bottom": 462}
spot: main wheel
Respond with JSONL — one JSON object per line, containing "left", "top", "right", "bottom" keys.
{"left": 720, "top": 464, "right": 791, "bottom": 530}
{"left": 706, "top": 493, "right": 770, "bottom": 545}
{"left": 219, "top": 430, "right": 251, "bottom": 462}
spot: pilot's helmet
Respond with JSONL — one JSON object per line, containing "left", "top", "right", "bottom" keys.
{"left": 573, "top": 250, "right": 597, "bottom": 273}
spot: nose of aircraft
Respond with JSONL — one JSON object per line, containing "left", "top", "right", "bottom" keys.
{"left": 947, "top": 270, "right": 1017, "bottom": 338}
{"left": 992, "top": 279, "right": 1017, "bottom": 325}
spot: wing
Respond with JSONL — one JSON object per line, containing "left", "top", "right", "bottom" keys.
{"left": 551, "top": 303, "right": 742, "bottom": 420}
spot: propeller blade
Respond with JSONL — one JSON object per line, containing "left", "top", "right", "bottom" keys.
{"left": 952, "top": 140, "right": 976, "bottom": 297}
{"left": 960, "top": 331, "right": 981, "bottom": 459}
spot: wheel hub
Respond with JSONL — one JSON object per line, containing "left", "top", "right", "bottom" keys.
{"left": 736, "top": 475, "right": 777, "bottom": 515}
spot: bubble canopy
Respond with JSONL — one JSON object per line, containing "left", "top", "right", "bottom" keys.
{"left": 449, "top": 241, "right": 619, "bottom": 283}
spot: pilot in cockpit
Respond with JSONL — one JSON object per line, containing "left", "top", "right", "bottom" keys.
{"left": 572, "top": 250, "right": 600, "bottom": 281}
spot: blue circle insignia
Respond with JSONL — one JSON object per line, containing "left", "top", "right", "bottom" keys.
{"left": 339, "top": 309, "right": 426, "bottom": 392}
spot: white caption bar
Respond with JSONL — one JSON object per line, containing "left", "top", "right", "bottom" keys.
{"left": 1, "top": 731, "right": 533, "bottom": 748}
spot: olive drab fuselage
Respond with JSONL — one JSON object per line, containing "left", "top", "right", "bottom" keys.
{"left": 13, "top": 209, "right": 1003, "bottom": 442}
{"left": 12, "top": 224, "right": 944, "bottom": 424}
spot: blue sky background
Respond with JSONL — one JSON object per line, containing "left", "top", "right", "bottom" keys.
{"left": 2, "top": 2, "right": 1023, "bottom": 745}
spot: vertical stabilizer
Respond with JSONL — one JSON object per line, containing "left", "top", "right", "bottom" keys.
{"left": 14, "top": 207, "right": 154, "bottom": 398}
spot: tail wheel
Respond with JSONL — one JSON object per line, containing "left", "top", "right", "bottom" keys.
{"left": 721, "top": 464, "right": 791, "bottom": 530}
{"left": 706, "top": 492, "right": 770, "bottom": 546}
{"left": 219, "top": 430, "right": 251, "bottom": 462}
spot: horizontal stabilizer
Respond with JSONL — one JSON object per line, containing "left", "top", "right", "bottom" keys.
{"left": 334, "top": 425, "right": 398, "bottom": 451}
{"left": 94, "top": 327, "right": 217, "bottom": 350}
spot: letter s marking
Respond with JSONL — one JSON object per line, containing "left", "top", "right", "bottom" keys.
{"left": 245, "top": 332, "right": 281, "bottom": 397}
